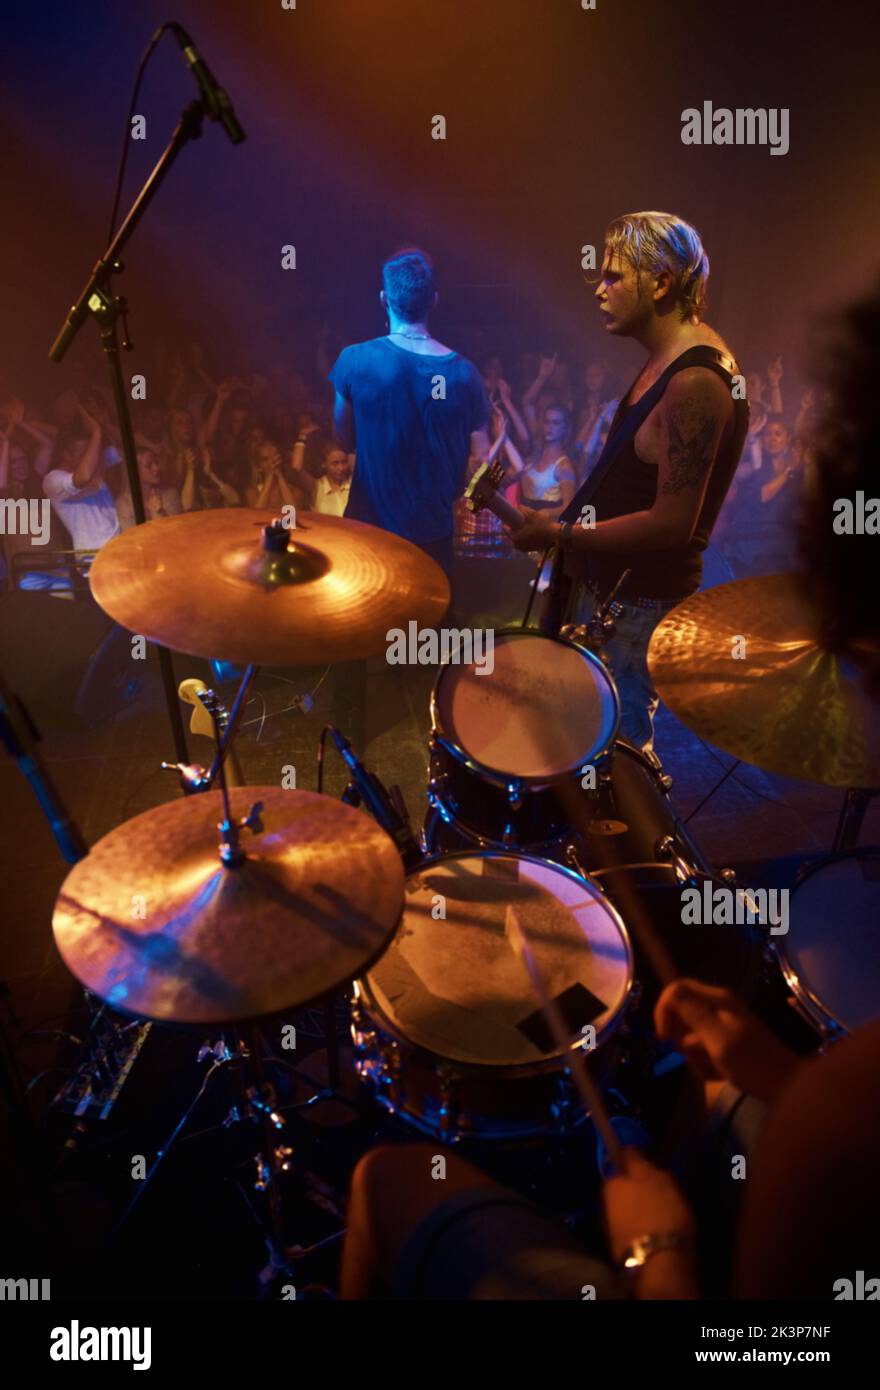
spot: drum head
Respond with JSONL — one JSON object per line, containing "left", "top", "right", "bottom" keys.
{"left": 783, "top": 852, "right": 880, "bottom": 1033}
{"left": 362, "top": 852, "right": 633, "bottom": 1067}
{"left": 433, "top": 631, "right": 618, "bottom": 780}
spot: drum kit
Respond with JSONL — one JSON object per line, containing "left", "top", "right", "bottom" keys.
{"left": 31, "top": 508, "right": 880, "bottom": 1273}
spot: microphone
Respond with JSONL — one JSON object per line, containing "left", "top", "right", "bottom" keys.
{"left": 330, "top": 728, "right": 422, "bottom": 869}
{"left": 170, "top": 23, "right": 245, "bottom": 144}
{"left": 0, "top": 674, "right": 88, "bottom": 864}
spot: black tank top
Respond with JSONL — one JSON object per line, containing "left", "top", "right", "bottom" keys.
{"left": 578, "top": 346, "right": 749, "bottom": 600}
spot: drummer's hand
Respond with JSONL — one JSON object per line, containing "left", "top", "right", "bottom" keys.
{"left": 602, "top": 1149, "right": 698, "bottom": 1299}
{"left": 654, "top": 978, "right": 800, "bottom": 1105}
{"left": 510, "top": 509, "right": 559, "bottom": 552}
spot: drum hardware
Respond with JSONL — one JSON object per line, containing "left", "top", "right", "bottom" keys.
{"left": 50, "top": 1007, "right": 152, "bottom": 1123}
{"left": 655, "top": 834, "right": 703, "bottom": 888}
{"left": 832, "top": 787, "right": 880, "bottom": 853}
{"left": 560, "top": 569, "right": 632, "bottom": 656}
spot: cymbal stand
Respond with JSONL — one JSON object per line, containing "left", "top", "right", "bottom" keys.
{"left": 832, "top": 787, "right": 879, "bottom": 853}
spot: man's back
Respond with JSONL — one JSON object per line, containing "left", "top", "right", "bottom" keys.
{"left": 329, "top": 336, "right": 489, "bottom": 545}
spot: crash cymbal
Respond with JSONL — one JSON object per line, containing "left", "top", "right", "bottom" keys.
{"left": 647, "top": 574, "right": 880, "bottom": 787}
{"left": 53, "top": 789, "right": 405, "bottom": 1024}
{"left": 89, "top": 509, "right": 450, "bottom": 665}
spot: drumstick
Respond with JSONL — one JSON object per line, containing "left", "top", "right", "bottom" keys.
{"left": 553, "top": 775, "right": 680, "bottom": 987}
{"left": 504, "top": 903, "right": 624, "bottom": 1169}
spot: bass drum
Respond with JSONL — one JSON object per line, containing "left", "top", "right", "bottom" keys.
{"left": 776, "top": 849, "right": 880, "bottom": 1040}
{"left": 427, "top": 628, "right": 619, "bottom": 850}
{"left": 351, "top": 851, "right": 634, "bottom": 1142}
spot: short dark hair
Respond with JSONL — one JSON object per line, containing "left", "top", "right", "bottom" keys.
{"left": 382, "top": 247, "right": 436, "bottom": 323}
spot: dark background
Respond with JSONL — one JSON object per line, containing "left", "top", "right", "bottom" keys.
{"left": 2, "top": 0, "right": 877, "bottom": 405}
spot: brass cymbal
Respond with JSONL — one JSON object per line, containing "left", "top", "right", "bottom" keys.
{"left": 647, "top": 574, "right": 880, "bottom": 787}
{"left": 52, "top": 789, "right": 405, "bottom": 1024}
{"left": 89, "top": 509, "right": 450, "bottom": 665}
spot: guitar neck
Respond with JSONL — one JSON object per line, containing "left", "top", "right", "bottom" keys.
{"left": 482, "top": 488, "right": 525, "bottom": 531}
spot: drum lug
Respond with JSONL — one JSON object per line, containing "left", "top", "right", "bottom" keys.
{"left": 427, "top": 775, "right": 457, "bottom": 820}
{"left": 563, "top": 841, "right": 588, "bottom": 880}
{"left": 656, "top": 834, "right": 699, "bottom": 885}
{"left": 659, "top": 773, "right": 674, "bottom": 792}
{"left": 384, "top": 1040, "right": 403, "bottom": 1111}
{"left": 506, "top": 779, "right": 523, "bottom": 812}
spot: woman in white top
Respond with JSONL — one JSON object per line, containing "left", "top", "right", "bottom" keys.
{"left": 509, "top": 404, "right": 576, "bottom": 520}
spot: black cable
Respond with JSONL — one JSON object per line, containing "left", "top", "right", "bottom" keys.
{"left": 316, "top": 723, "right": 335, "bottom": 794}
{"left": 688, "top": 737, "right": 809, "bottom": 817}
{"left": 521, "top": 548, "right": 551, "bottom": 627}
{"left": 682, "top": 754, "right": 741, "bottom": 826}
{"left": 107, "top": 23, "right": 175, "bottom": 242}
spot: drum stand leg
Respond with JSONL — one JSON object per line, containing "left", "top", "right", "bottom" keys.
{"left": 832, "top": 788, "right": 878, "bottom": 853}
{"left": 324, "top": 996, "right": 341, "bottom": 1090}
{"left": 248, "top": 1024, "right": 295, "bottom": 1285}
{"left": 282, "top": 990, "right": 363, "bottom": 1126}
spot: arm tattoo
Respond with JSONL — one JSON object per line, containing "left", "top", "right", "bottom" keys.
{"left": 661, "top": 396, "right": 719, "bottom": 496}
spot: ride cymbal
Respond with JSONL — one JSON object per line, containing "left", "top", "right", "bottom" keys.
{"left": 647, "top": 574, "right": 880, "bottom": 787}
{"left": 53, "top": 788, "right": 405, "bottom": 1024}
{"left": 89, "top": 510, "right": 450, "bottom": 665}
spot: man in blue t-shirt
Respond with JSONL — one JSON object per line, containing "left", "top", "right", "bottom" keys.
{"left": 329, "top": 247, "right": 490, "bottom": 578}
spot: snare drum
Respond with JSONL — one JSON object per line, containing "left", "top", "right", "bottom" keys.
{"left": 777, "top": 850, "right": 880, "bottom": 1039}
{"left": 427, "top": 629, "right": 619, "bottom": 849}
{"left": 351, "top": 850, "right": 634, "bottom": 1141}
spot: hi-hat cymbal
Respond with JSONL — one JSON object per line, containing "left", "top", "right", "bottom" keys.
{"left": 89, "top": 510, "right": 450, "bottom": 665}
{"left": 647, "top": 574, "right": 880, "bottom": 787}
{"left": 53, "top": 789, "right": 405, "bottom": 1024}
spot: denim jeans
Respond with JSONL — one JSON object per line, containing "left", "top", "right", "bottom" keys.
{"left": 573, "top": 588, "right": 680, "bottom": 752}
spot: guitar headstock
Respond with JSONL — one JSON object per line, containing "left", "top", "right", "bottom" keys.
{"left": 178, "top": 679, "right": 230, "bottom": 741}
{"left": 464, "top": 459, "right": 505, "bottom": 514}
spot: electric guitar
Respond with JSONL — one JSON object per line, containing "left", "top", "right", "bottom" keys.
{"left": 464, "top": 460, "right": 573, "bottom": 633}
{"left": 464, "top": 459, "right": 525, "bottom": 531}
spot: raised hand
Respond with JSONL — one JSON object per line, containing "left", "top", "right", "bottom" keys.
{"left": 766, "top": 355, "right": 783, "bottom": 386}
{"left": 748, "top": 408, "right": 768, "bottom": 437}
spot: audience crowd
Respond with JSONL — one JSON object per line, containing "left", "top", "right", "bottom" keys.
{"left": 0, "top": 329, "right": 820, "bottom": 589}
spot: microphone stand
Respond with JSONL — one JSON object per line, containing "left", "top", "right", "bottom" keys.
{"left": 48, "top": 97, "right": 220, "bottom": 765}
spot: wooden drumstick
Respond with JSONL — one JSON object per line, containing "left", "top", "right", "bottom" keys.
{"left": 504, "top": 903, "right": 623, "bottom": 1169}
{"left": 553, "top": 775, "right": 680, "bottom": 988}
